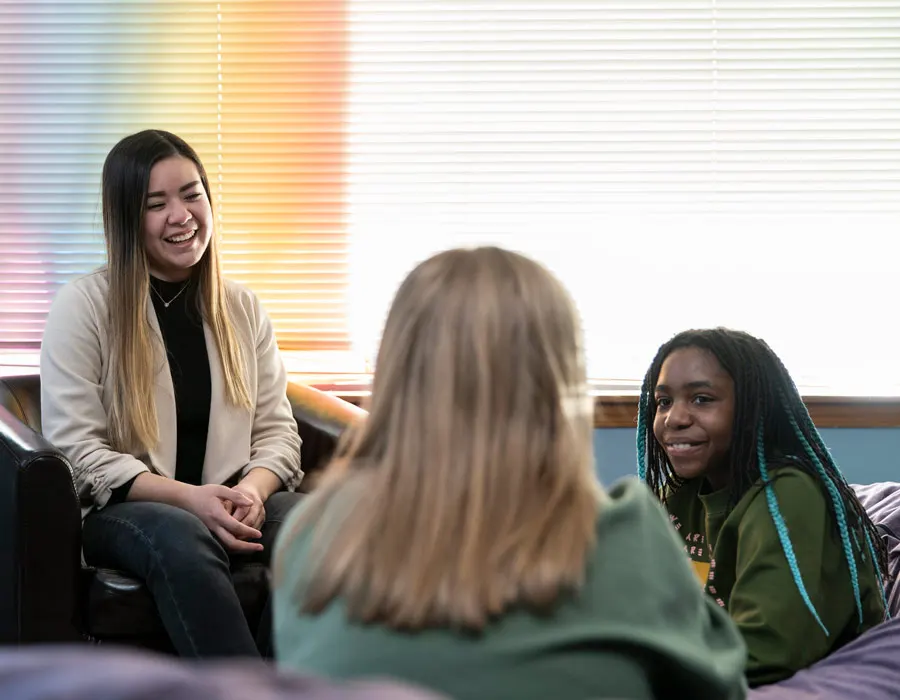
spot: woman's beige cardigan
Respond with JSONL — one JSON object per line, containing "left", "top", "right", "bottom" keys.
{"left": 40, "top": 270, "right": 303, "bottom": 517}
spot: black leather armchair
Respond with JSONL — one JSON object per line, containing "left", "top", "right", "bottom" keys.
{"left": 0, "top": 373, "right": 364, "bottom": 649}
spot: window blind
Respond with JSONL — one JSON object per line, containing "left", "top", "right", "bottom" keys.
{"left": 0, "top": 1, "right": 349, "bottom": 360}
{"left": 4, "top": 1, "right": 899, "bottom": 391}
{"left": 345, "top": 0, "right": 900, "bottom": 393}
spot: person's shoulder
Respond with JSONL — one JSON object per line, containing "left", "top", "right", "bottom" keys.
{"left": 590, "top": 478, "right": 712, "bottom": 597}
{"left": 737, "top": 461, "right": 828, "bottom": 527}
{"left": 222, "top": 277, "right": 265, "bottom": 320}
{"left": 598, "top": 477, "right": 672, "bottom": 532}
{"left": 604, "top": 476, "right": 659, "bottom": 508}
{"left": 57, "top": 267, "right": 108, "bottom": 297}
{"left": 48, "top": 268, "right": 109, "bottom": 317}
{"left": 223, "top": 276, "right": 257, "bottom": 301}
{"left": 755, "top": 461, "right": 824, "bottom": 502}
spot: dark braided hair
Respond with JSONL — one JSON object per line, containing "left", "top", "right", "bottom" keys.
{"left": 636, "top": 328, "right": 889, "bottom": 632}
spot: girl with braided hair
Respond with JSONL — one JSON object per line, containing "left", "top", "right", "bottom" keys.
{"left": 637, "top": 328, "right": 888, "bottom": 687}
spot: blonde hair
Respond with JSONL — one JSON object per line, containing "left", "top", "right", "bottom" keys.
{"left": 102, "top": 130, "right": 251, "bottom": 453}
{"left": 278, "top": 246, "right": 600, "bottom": 631}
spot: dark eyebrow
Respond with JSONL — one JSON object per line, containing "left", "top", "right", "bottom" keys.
{"left": 655, "top": 380, "right": 715, "bottom": 394}
{"left": 147, "top": 181, "right": 202, "bottom": 199}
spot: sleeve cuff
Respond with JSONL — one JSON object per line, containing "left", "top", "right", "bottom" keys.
{"left": 240, "top": 461, "right": 305, "bottom": 492}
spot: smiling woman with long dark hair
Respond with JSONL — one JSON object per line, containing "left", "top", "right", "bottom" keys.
{"left": 40, "top": 130, "right": 303, "bottom": 658}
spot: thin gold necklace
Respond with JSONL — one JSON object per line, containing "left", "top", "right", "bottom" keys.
{"left": 150, "top": 279, "right": 191, "bottom": 308}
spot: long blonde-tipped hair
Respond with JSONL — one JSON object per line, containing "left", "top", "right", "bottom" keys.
{"left": 277, "top": 246, "right": 600, "bottom": 631}
{"left": 102, "top": 130, "right": 251, "bottom": 453}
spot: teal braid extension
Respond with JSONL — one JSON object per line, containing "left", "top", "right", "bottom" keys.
{"left": 800, "top": 411, "right": 889, "bottom": 617}
{"left": 756, "top": 427, "right": 830, "bottom": 635}
{"left": 792, "top": 395, "right": 890, "bottom": 621}
{"left": 785, "top": 400, "right": 864, "bottom": 625}
{"left": 636, "top": 389, "right": 649, "bottom": 481}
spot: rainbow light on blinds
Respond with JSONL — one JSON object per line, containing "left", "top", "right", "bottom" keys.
{"left": 0, "top": 0, "right": 349, "bottom": 353}
{"left": 5, "top": 1, "right": 900, "bottom": 392}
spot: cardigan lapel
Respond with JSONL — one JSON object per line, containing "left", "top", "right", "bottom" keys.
{"left": 141, "top": 293, "right": 254, "bottom": 486}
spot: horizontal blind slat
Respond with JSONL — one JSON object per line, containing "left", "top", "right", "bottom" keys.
{"left": 1, "top": 0, "right": 349, "bottom": 352}
{"left": 345, "top": 0, "right": 900, "bottom": 391}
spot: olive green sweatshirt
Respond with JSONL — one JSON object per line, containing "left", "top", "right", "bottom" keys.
{"left": 665, "top": 465, "right": 885, "bottom": 687}
{"left": 274, "top": 478, "right": 748, "bottom": 700}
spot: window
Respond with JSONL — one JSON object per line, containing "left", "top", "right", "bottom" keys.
{"left": 345, "top": 1, "right": 900, "bottom": 394}
{"left": 3, "top": 1, "right": 899, "bottom": 393}
{"left": 0, "top": 0, "right": 350, "bottom": 372}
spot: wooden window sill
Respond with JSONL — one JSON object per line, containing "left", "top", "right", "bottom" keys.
{"left": 301, "top": 386, "right": 900, "bottom": 431}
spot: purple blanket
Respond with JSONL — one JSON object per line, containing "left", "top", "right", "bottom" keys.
{"left": 748, "top": 482, "right": 900, "bottom": 700}
{"left": 853, "top": 482, "right": 900, "bottom": 617}
{"left": 0, "top": 646, "right": 443, "bottom": 700}
{"left": 748, "top": 616, "right": 900, "bottom": 700}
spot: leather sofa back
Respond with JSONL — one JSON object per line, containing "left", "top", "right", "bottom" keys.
{"left": 0, "top": 375, "right": 42, "bottom": 433}
{"left": 0, "top": 399, "right": 81, "bottom": 644}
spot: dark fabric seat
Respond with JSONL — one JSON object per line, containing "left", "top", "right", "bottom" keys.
{"left": 0, "top": 373, "right": 364, "bottom": 649}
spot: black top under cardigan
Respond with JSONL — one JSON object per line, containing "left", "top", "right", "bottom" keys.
{"left": 108, "top": 274, "right": 212, "bottom": 504}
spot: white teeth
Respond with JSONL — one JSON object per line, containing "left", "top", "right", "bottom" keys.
{"left": 669, "top": 443, "right": 697, "bottom": 450}
{"left": 166, "top": 230, "right": 195, "bottom": 243}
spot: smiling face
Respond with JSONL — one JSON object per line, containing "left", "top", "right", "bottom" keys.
{"left": 652, "top": 346, "right": 735, "bottom": 489}
{"left": 142, "top": 155, "right": 212, "bottom": 281}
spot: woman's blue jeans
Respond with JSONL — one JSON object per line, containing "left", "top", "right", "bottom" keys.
{"left": 82, "top": 491, "right": 302, "bottom": 658}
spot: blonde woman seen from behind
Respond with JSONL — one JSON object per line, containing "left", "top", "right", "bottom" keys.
{"left": 273, "top": 247, "right": 748, "bottom": 700}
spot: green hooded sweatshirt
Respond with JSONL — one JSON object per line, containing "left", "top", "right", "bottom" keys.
{"left": 665, "top": 464, "right": 885, "bottom": 687}
{"left": 274, "top": 478, "right": 748, "bottom": 700}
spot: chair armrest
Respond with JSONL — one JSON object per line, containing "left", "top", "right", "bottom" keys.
{"left": 0, "top": 405, "right": 82, "bottom": 643}
{"left": 286, "top": 382, "right": 366, "bottom": 490}
{"left": 287, "top": 382, "right": 366, "bottom": 437}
